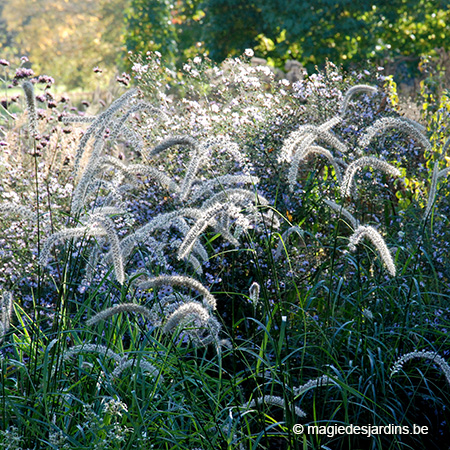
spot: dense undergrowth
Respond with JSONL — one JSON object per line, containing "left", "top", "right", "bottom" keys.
{"left": 1, "top": 54, "right": 450, "bottom": 450}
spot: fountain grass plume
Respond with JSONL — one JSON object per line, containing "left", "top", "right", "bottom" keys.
{"left": 179, "top": 140, "right": 210, "bottom": 201}
{"left": 22, "top": 81, "right": 37, "bottom": 138}
{"left": 189, "top": 175, "right": 260, "bottom": 202}
{"left": 438, "top": 166, "right": 450, "bottom": 179}
{"left": 274, "top": 226, "right": 305, "bottom": 261}
{"left": 0, "top": 202, "right": 37, "bottom": 222}
{"left": 0, "top": 291, "right": 13, "bottom": 343}
{"left": 296, "top": 145, "right": 343, "bottom": 182}
{"left": 248, "top": 282, "right": 260, "bottom": 304}
{"left": 101, "top": 209, "right": 209, "bottom": 273}
{"left": 87, "top": 303, "right": 154, "bottom": 327}
{"left": 348, "top": 225, "right": 396, "bottom": 276}
{"left": 246, "top": 395, "right": 307, "bottom": 418}
{"left": 119, "top": 125, "right": 145, "bottom": 154}
{"left": 137, "top": 275, "right": 216, "bottom": 310}
{"left": 340, "top": 85, "right": 377, "bottom": 116}
{"left": 170, "top": 217, "right": 208, "bottom": 262}
{"left": 178, "top": 189, "right": 268, "bottom": 260}
{"left": 63, "top": 344, "right": 123, "bottom": 364}
{"left": 69, "top": 88, "right": 138, "bottom": 175}
{"left": 391, "top": 350, "right": 450, "bottom": 386}
{"left": 127, "top": 163, "right": 179, "bottom": 192}
{"left": 200, "top": 188, "right": 268, "bottom": 209}
{"left": 147, "top": 135, "right": 198, "bottom": 157}
{"left": 111, "top": 358, "right": 161, "bottom": 379}
{"left": 162, "top": 301, "right": 221, "bottom": 347}
{"left": 279, "top": 115, "right": 346, "bottom": 164}
{"left": 70, "top": 137, "right": 105, "bottom": 213}
{"left": 146, "top": 293, "right": 193, "bottom": 326}
{"left": 177, "top": 137, "right": 250, "bottom": 201}
{"left": 341, "top": 156, "right": 401, "bottom": 198}
{"left": 109, "top": 101, "right": 166, "bottom": 142}
{"left": 293, "top": 375, "right": 337, "bottom": 396}
{"left": 63, "top": 115, "right": 96, "bottom": 124}
{"left": 177, "top": 202, "right": 233, "bottom": 260}
{"left": 323, "top": 199, "right": 359, "bottom": 229}
{"left": 423, "top": 161, "right": 440, "bottom": 220}
{"left": 281, "top": 117, "right": 346, "bottom": 191}
{"left": 358, "top": 117, "right": 432, "bottom": 154}
{"left": 39, "top": 225, "right": 107, "bottom": 268}
{"left": 105, "top": 208, "right": 203, "bottom": 264}
{"left": 92, "top": 154, "right": 179, "bottom": 192}
{"left": 83, "top": 213, "right": 124, "bottom": 284}
{"left": 162, "top": 301, "right": 210, "bottom": 332}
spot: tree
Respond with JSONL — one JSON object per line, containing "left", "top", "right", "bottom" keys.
{"left": 200, "top": 0, "right": 450, "bottom": 72}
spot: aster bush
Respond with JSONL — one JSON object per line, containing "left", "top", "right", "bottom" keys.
{"left": 0, "top": 53, "right": 449, "bottom": 450}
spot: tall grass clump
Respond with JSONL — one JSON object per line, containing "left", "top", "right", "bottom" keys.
{"left": 0, "top": 53, "right": 449, "bottom": 449}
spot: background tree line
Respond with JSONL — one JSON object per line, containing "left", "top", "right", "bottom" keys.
{"left": 0, "top": 0, "right": 449, "bottom": 88}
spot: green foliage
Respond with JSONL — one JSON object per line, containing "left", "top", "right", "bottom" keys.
{"left": 124, "top": 0, "right": 205, "bottom": 68}
{"left": 124, "top": 0, "right": 178, "bottom": 62}
{"left": 127, "top": 0, "right": 450, "bottom": 72}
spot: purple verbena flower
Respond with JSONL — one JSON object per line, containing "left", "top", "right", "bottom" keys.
{"left": 14, "top": 67, "right": 35, "bottom": 80}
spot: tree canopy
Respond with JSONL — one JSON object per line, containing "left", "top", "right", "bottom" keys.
{"left": 1, "top": 0, "right": 128, "bottom": 87}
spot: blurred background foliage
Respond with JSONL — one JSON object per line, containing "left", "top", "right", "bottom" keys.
{"left": 0, "top": 0, "right": 449, "bottom": 88}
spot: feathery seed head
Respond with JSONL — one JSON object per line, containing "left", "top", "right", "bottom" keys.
{"left": 22, "top": 81, "right": 37, "bottom": 138}
{"left": 391, "top": 350, "right": 450, "bottom": 387}
{"left": 137, "top": 275, "right": 217, "bottom": 310}
{"left": 341, "top": 156, "right": 401, "bottom": 198}
{"left": 340, "top": 85, "right": 377, "bottom": 116}
{"left": 348, "top": 225, "right": 396, "bottom": 276}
